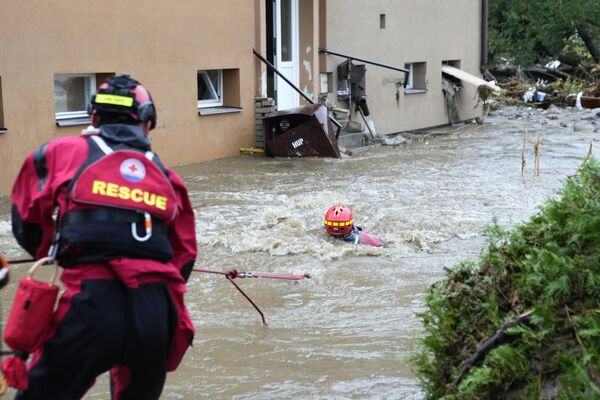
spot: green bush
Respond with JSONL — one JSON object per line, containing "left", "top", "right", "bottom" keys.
{"left": 413, "top": 160, "right": 600, "bottom": 399}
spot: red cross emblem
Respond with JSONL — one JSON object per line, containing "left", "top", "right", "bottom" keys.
{"left": 120, "top": 158, "right": 146, "bottom": 183}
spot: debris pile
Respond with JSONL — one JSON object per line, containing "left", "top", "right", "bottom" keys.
{"left": 491, "top": 63, "right": 600, "bottom": 110}
{"left": 413, "top": 160, "right": 600, "bottom": 399}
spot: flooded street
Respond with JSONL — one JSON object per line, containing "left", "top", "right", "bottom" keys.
{"left": 0, "top": 105, "right": 599, "bottom": 399}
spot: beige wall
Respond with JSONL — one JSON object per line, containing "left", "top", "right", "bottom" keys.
{"left": 255, "top": 0, "right": 268, "bottom": 97}
{"left": 0, "top": 0, "right": 258, "bottom": 195}
{"left": 298, "top": 0, "right": 320, "bottom": 104}
{"left": 0, "top": 0, "right": 485, "bottom": 194}
{"left": 323, "top": 0, "right": 483, "bottom": 134}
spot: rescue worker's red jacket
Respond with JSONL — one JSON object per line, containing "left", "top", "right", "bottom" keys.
{"left": 341, "top": 226, "right": 387, "bottom": 248}
{"left": 11, "top": 124, "right": 197, "bottom": 371}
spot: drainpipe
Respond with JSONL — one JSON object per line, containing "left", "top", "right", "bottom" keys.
{"left": 480, "top": 0, "right": 495, "bottom": 81}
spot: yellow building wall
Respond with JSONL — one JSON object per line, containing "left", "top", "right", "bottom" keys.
{"left": 0, "top": 0, "right": 258, "bottom": 194}
{"left": 0, "top": 0, "right": 484, "bottom": 194}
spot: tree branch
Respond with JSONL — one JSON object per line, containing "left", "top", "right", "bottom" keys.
{"left": 578, "top": 27, "right": 600, "bottom": 63}
{"left": 455, "top": 310, "right": 534, "bottom": 386}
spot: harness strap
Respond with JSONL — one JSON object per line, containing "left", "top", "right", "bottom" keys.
{"left": 33, "top": 143, "right": 49, "bottom": 191}
{"left": 90, "top": 134, "right": 156, "bottom": 161}
{"left": 89, "top": 135, "right": 114, "bottom": 155}
{"left": 62, "top": 209, "right": 167, "bottom": 233}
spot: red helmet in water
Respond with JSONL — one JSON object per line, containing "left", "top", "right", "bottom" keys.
{"left": 324, "top": 204, "right": 354, "bottom": 236}
{"left": 89, "top": 74, "right": 157, "bottom": 130}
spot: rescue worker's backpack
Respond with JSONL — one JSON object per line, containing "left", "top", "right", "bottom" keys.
{"left": 57, "top": 135, "right": 177, "bottom": 267}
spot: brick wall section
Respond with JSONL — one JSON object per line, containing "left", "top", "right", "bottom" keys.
{"left": 254, "top": 97, "right": 276, "bottom": 148}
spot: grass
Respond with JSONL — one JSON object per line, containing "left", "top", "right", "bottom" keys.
{"left": 413, "top": 159, "right": 600, "bottom": 399}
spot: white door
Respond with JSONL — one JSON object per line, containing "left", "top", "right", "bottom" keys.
{"left": 275, "top": 0, "right": 299, "bottom": 110}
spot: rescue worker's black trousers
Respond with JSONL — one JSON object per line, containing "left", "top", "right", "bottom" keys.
{"left": 15, "top": 279, "right": 176, "bottom": 400}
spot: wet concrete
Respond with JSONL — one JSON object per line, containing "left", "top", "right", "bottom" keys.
{"left": 0, "top": 105, "right": 599, "bottom": 399}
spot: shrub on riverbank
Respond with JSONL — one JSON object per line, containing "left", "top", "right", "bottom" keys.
{"left": 413, "top": 159, "right": 600, "bottom": 399}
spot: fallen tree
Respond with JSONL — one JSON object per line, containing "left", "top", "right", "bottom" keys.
{"left": 413, "top": 159, "right": 600, "bottom": 399}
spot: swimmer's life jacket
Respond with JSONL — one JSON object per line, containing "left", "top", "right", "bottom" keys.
{"left": 57, "top": 135, "right": 178, "bottom": 267}
{"left": 342, "top": 226, "right": 387, "bottom": 248}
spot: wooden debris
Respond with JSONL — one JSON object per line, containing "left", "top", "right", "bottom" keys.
{"left": 455, "top": 310, "right": 534, "bottom": 386}
{"left": 534, "top": 133, "right": 541, "bottom": 176}
{"left": 521, "top": 129, "right": 527, "bottom": 176}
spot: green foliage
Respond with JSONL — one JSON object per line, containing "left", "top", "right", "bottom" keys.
{"left": 413, "top": 159, "right": 600, "bottom": 399}
{"left": 552, "top": 78, "right": 587, "bottom": 95}
{"left": 489, "top": 0, "right": 600, "bottom": 65}
{"left": 562, "top": 34, "right": 595, "bottom": 63}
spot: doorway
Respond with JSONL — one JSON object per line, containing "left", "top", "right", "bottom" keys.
{"left": 267, "top": 0, "right": 299, "bottom": 110}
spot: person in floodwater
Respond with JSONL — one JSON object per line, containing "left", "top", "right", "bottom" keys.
{"left": 323, "top": 204, "right": 387, "bottom": 248}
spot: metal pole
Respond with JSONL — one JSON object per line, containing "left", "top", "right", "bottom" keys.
{"left": 253, "top": 49, "right": 343, "bottom": 131}
{"left": 319, "top": 48, "right": 410, "bottom": 88}
{"left": 347, "top": 59, "right": 353, "bottom": 123}
{"left": 253, "top": 49, "right": 314, "bottom": 104}
{"left": 319, "top": 48, "right": 410, "bottom": 74}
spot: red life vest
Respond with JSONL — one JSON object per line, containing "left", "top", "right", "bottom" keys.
{"left": 57, "top": 135, "right": 178, "bottom": 267}
{"left": 357, "top": 230, "right": 387, "bottom": 248}
{"left": 341, "top": 226, "right": 387, "bottom": 248}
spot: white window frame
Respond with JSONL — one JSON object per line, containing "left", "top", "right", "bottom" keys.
{"left": 54, "top": 73, "right": 96, "bottom": 120}
{"left": 197, "top": 70, "right": 223, "bottom": 108}
{"left": 0, "top": 75, "right": 5, "bottom": 130}
{"left": 404, "top": 63, "right": 414, "bottom": 90}
{"left": 404, "top": 62, "right": 427, "bottom": 93}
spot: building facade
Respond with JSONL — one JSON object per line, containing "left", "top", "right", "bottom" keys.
{"left": 0, "top": 1, "right": 485, "bottom": 194}
{"left": 320, "top": 0, "right": 486, "bottom": 135}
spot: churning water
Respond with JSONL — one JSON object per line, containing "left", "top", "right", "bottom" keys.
{"left": 0, "top": 105, "right": 599, "bottom": 399}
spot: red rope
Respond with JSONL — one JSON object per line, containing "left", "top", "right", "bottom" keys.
{"left": 226, "top": 275, "right": 267, "bottom": 326}
{"left": 191, "top": 268, "right": 228, "bottom": 276}
{"left": 236, "top": 271, "right": 311, "bottom": 280}
{"left": 6, "top": 259, "right": 36, "bottom": 265}
{"left": 1, "top": 261, "right": 303, "bottom": 325}
{"left": 192, "top": 268, "right": 309, "bottom": 281}
{"left": 192, "top": 268, "right": 268, "bottom": 325}
{"left": 192, "top": 268, "right": 310, "bottom": 325}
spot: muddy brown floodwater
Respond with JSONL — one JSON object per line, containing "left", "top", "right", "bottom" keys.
{"left": 0, "top": 105, "right": 599, "bottom": 399}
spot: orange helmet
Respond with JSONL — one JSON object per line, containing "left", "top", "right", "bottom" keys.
{"left": 324, "top": 204, "right": 354, "bottom": 236}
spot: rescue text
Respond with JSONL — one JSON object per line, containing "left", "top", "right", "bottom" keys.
{"left": 92, "top": 180, "right": 167, "bottom": 211}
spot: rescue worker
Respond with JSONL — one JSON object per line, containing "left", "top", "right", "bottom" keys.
{"left": 10, "top": 74, "right": 197, "bottom": 399}
{"left": 323, "top": 204, "right": 387, "bottom": 248}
